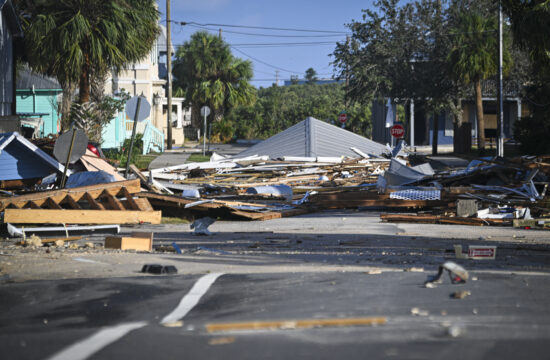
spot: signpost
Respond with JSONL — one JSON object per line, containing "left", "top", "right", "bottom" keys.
{"left": 54, "top": 128, "right": 88, "bottom": 188}
{"left": 201, "top": 106, "right": 211, "bottom": 156}
{"left": 338, "top": 112, "right": 347, "bottom": 124}
{"left": 390, "top": 124, "right": 405, "bottom": 138}
{"left": 124, "top": 95, "right": 150, "bottom": 178}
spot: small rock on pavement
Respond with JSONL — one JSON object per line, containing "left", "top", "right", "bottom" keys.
{"left": 411, "top": 307, "right": 429, "bottom": 316}
{"left": 451, "top": 290, "right": 471, "bottom": 299}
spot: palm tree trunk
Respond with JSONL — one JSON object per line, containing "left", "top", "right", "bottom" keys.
{"left": 60, "top": 80, "right": 75, "bottom": 132}
{"left": 79, "top": 54, "right": 91, "bottom": 104}
{"left": 474, "top": 78, "right": 485, "bottom": 152}
{"left": 432, "top": 111, "right": 439, "bottom": 155}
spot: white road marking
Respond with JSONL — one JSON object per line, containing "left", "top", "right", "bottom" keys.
{"left": 45, "top": 321, "right": 148, "bottom": 360}
{"left": 44, "top": 273, "right": 223, "bottom": 360}
{"left": 161, "top": 272, "right": 224, "bottom": 325}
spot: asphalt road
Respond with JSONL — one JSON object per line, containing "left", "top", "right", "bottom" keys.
{"left": 1, "top": 271, "right": 550, "bottom": 360}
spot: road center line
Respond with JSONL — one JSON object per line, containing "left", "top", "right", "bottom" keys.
{"left": 161, "top": 272, "right": 224, "bottom": 325}
{"left": 45, "top": 273, "right": 223, "bottom": 360}
{"left": 45, "top": 321, "right": 148, "bottom": 360}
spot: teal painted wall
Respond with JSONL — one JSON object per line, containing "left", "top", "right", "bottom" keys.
{"left": 16, "top": 89, "right": 62, "bottom": 137}
{"left": 102, "top": 111, "right": 127, "bottom": 149}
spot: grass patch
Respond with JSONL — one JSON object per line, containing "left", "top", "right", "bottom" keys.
{"left": 187, "top": 154, "right": 211, "bottom": 163}
{"left": 161, "top": 217, "right": 190, "bottom": 224}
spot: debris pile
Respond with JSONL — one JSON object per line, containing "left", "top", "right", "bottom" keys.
{"left": 1, "top": 128, "right": 549, "bottom": 242}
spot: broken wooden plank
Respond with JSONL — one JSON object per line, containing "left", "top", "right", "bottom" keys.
{"left": 129, "top": 164, "right": 159, "bottom": 193}
{"left": 41, "top": 236, "right": 81, "bottom": 243}
{"left": 206, "top": 317, "right": 387, "bottom": 333}
{"left": 4, "top": 209, "right": 161, "bottom": 225}
{"left": 380, "top": 213, "right": 511, "bottom": 226}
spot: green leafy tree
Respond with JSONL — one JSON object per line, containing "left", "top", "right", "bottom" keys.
{"left": 17, "top": 0, "right": 159, "bottom": 105}
{"left": 305, "top": 68, "right": 318, "bottom": 84}
{"left": 332, "top": 0, "right": 460, "bottom": 153}
{"left": 227, "top": 83, "right": 373, "bottom": 140}
{"left": 447, "top": 10, "right": 510, "bottom": 152}
{"left": 502, "top": 0, "right": 550, "bottom": 154}
{"left": 172, "top": 31, "right": 255, "bottom": 133}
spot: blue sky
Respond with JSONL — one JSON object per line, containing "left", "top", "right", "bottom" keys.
{"left": 156, "top": 0, "right": 379, "bottom": 88}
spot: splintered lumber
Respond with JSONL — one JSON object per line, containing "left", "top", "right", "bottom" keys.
{"left": 206, "top": 317, "right": 387, "bottom": 333}
{"left": 4, "top": 209, "right": 161, "bottom": 225}
{"left": 310, "top": 191, "right": 449, "bottom": 209}
{"left": 380, "top": 213, "right": 511, "bottom": 226}
{"left": 0, "top": 179, "right": 141, "bottom": 211}
{"left": 130, "top": 164, "right": 161, "bottom": 193}
{"left": 138, "top": 192, "right": 307, "bottom": 221}
{"left": 40, "top": 236, "right": 81, "bottom": 243}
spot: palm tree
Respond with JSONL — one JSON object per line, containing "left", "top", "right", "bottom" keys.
{"left": 172, "top": 31, "right": 255, "bottom": 130}
{"left": 18, "top": 0, "right": 159, "bottom": 104}
{"left": 447, "top": 11, "right": 503, "bottom": 152}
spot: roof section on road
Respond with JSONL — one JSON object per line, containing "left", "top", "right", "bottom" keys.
{"left": 236, "top": 117, "right": 388, "bottom": 159}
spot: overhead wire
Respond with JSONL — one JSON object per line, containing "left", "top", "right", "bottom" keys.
{"left": 187, "top": 24, "right": 348, "bottom": 38}
{"left": 178, "top": 21, "right": 349, "bottom": 34}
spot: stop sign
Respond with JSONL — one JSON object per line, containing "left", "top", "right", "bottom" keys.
{"left": 390, "top": 124, "right": 405, "bottom": 138}
{"left": 338, "top": 112, "right": 347, "bottom": 123}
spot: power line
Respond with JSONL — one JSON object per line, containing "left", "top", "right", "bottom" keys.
{"left": 229, "top": 47, "right": 302, "bottom": 74}
{"left": 187, "top": 24, "right": 349, "bottom": 38}
{"left": 178, "top": 21, "right": 349, "bottom": 34}
{"left": 162, "top": 41, "right": 338, "bottom": 48}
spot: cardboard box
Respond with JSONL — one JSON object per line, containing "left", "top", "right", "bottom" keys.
{"left": 105, "top": 232, "right": 153, "bottom": 251}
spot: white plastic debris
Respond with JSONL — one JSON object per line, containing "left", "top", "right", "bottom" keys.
{"left": 191, "top": 217, "right": 216, "bottom": 236}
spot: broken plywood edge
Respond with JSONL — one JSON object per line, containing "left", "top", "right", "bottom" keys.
{"left": 4, "top": 209, "right": 161, "bottom": 225}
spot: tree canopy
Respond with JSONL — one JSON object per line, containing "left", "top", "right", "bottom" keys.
{"left": 447, "top": 9, "right": 511, "bottom": 151}
{"left": 17, "top": 0, "right": 159, "bottom": 104}
{"left": 172, "top": 31, "right": 255, "bottom": 130}
{"left": 226, "top": 83, "right": 372, "bottom": 140}
{"left": 501, "top": 0, "right": 550, "bottom": 154}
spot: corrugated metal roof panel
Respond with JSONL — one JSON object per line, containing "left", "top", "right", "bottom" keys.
{"left": 16, "top": 68, "right": 61, "bottom": 90}
{"left": 237, "top": 117, "right": 387, "bottom": 159}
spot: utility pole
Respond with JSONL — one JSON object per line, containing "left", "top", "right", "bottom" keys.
{"left": 497, "top": 0, "right": 504, "bottom": 157}
{"left": 275, "top": 70, "right": 279, "bottom": 86}
{"left": 166, "top": 0, "right": 173, "bottom": 150}
{"left": 219, "top": 28, "right": 222, "bottom": 39}
{"left": 345, "top": 36, "right": 350, "bottom": 110}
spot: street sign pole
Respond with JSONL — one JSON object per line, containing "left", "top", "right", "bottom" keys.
{"left": 203, "top": 111, "right": 207, "bottom": 156}
{"left": 125, "top": 96, "right": 142, "bottom": 178}
{"left": 201, "top": 106, "right": 211, "bottom": 156}
{"left": 60, "top": 127, "right": 77, "bottom": 188}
